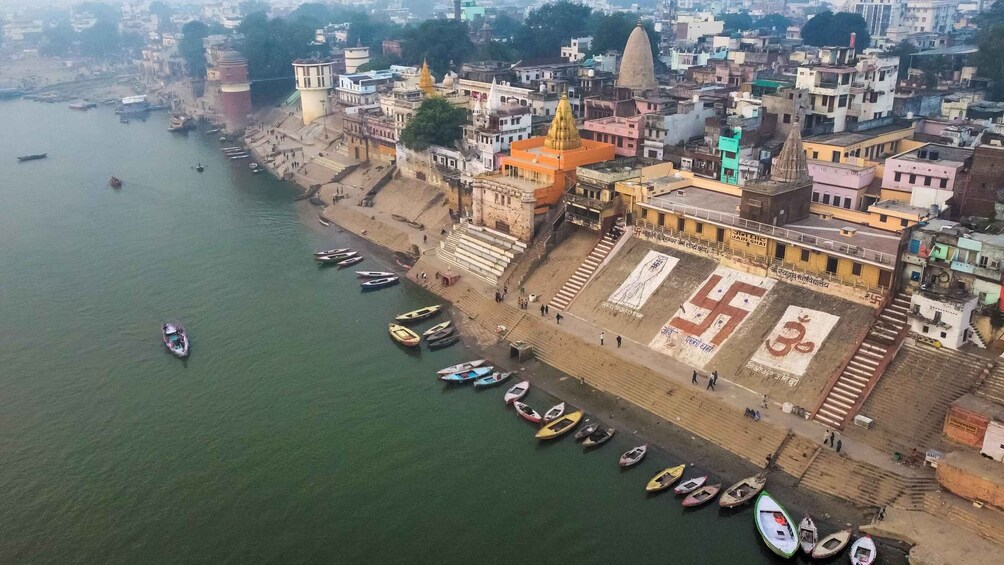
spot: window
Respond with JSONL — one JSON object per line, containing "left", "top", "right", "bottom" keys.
{"left": 909, "top": 174, "right": 916, "bottom": 184}
{"left": 812, "top": 151, "right": 819, "bottom": 159}
{"left": 696, "top": 222, "right": 703, "bottom": 234}
{"left": 880, "top": 214, "right": 888, "bottom": 222}
{"left": 832, "top": 151, "right": 840, "bottom": 163}
{"left": 922, "top": 325, "right": 929, "bottom": 333}
{"left": 783, "top": 113, "right": 791, "bottom": 124}
{"left": 838, "top": 95, "right": 848, "bottom": 108}
{"left": 801, "top": 249, "right": 810, "bottom": 262}
{"left": 716, "top": 228, "right": 725, "bottom": 243}
{"left": 924, "top": 176, "right": 932, "bottom": 186}
{"left": 894, "top": 172, "right": 902, "bottom": 182}
{"left": 843, "top": 198, "right": 851, "bottom": 209}
{"left": 940, "top": 178, "right": 948, "bottom": 189}
{"left": 775, "top": 243, "right": 786, "bottom": 260}
{"left": 979, "top": 255, "right": 989, "bottom": 268}
{"left": 822, "top": 194, "right": 831, "bottom": 205}
{"left": 940, "top": 331, "right": 948, "bottom": 339}
{"left": 909, "top": 239, "right": 921, "bottom": 253}
{"left": 880, "top": 70, "right": 887, "bottom": 81}
{"left": 657, "top": 212, "right": 664, "bottom": 225}
{"left": 826, "top": 257, "right": 838, "bottom": 274}
{"left": 852, "top": 262, "right": 862, "bottom": 276}
{"left": 812, "top": 191, "right": 820, "bottom": 202}
{"left": 901, "top": 219, "right": 909, "bottom": 227}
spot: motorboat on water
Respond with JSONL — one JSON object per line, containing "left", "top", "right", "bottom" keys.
{"left": 440, "top": 366, "right": 493, "bottom": 383}
{"left": 582, "top": 427, "right": 615, "bottom": 448}
{"left": 109, "top": 176, "right": 122, "bottom": 188}
{"left": 754, "top": 491, "right": 799, "bottom": 559}
{"left": 422, "top": 321, "right": 452, "bottom": 338}
{"left": 437, "top": 360, "right": 487, "bottom": 376}
{"left": 337, "top": 256, "right": 364, "bottom": 267}
{"left": 574, "top": 422, "right": 600, "bottom": 441}
{"left": 513, "top": 401, "right": 542, "bottom": 424}
{"left": 427, "top": 334, "right": 460, "bottom": 349}
{"left": 424, "top": 326, "right": 456, "bottom": 343}
{"left": 316, "top": 252, "right": 358, "bottom": 264}
{"left": 17, "top": 153, "right": 47, "bottom": 162}
{"left": 394, "top": 304, "right": 443, "bottom": 324}
{"left": 195, "top": 163, "right": 204, "bottom": 172}
{"left": 314, "top": 248, "right": 351, "bottom": 258}
{"left": 473, "top": 371, "right": 511, "bottom": 388}
{"left": 162, "top": 323, "right": 190, "bottom": 358}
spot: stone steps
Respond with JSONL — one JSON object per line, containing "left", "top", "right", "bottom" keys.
{"left": 437, "top": 224, "right": 524, "bottom": 286}
{"left": 977, "top": 364, "right": 1004, "bottom": 405}
{"left": 924, "top": 491, "right": 1004, "bottom": 546}
{"left": 324, "top": 206, "right": 411, "bottom": 254}
{"left": 797, "top": 449, "right": 920, "bottom": 509}
{"left": 549, "top": 234, "right": 618, "bottom": 311}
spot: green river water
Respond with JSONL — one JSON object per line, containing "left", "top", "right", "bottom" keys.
{"left": 0, "top": 100, "right": 898, "bottom": 564}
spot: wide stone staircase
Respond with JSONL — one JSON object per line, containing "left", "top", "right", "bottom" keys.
{"left": 794, "top": 448, "right": 937, "bottom": 509}
{"left": 548, "top": 232, "right": 619, "bottom": 311}
{"left": 976, "top": 362, "right": 1004, "bottom": 405}
{"left": 813, "top": 292, "right": 910, "bottom": 430}
{"left": 924, "top": 491, "right": 1004, "bottom": 545}
{"left": 437, "top": 224, "right": 527, "bottom": 285}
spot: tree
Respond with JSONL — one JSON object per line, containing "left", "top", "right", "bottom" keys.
{"left": 886, "top": 40, "right": 917, "bottom": 81}
{"left": 514, "top": 1, "right": 592, "bottom": 59}
{"left": 400, "top": 97, "right": 469, "bottom": 151}
{"left": 490, "top": 14, "right": 523, "bottom": 42}
{"left": 40, "top": 22, "right": 76, "bottom": 56}
{"left": 180, "top": 21, "right": 210, "bottom": 79}
{"left": 588, "top": 12, "right": 658, "bottom": 58}
{"left": 800, "top": 11, "right": 870, "bottom": 49}
{"left": 148, "top": 1, "right": 173, "bottom": 33}
{"left": 356, "top": 54, "right": 402, "bottom": 73}
{"left": 720, "top": 11, "right": 754, "bottom": 32}
{"left": 977, "top": 24, "right": 1004, "bottom": 101}
{"left": 401, "top": 19, "right": 473, "bottom": 73}
{"left": 236, "top": 12, "right": 317, "bottom": 81}
{"left": 239, "top": 1, "right": 270, "bottom": 16}
{"left": 79, "top": 19, "right": 120, "bottom": 58}
{"left": 754, "top": 14, "right": 790, "bottom": 35}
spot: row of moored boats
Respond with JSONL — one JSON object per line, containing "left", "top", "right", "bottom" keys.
{"left": 314, "top": 248, "right": 403, "bottom": 290}
{"left": 433, "top": 357, "right": 879, "bottom": 563}
{"left": 388, "top": 304, "right": 459, "bottom": 350}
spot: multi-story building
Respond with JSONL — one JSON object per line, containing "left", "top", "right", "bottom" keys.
{"left": 852, "top": 51, "right": 899, "bottom": 125}
{"left": 808, "top": 159, "right": 877, "bottom": 211}
{"left": 881, "top": 143, "right": 973, "bottom": 206}
{"left": 568, "top": 158, "right": 675, "bottom": 231}
{"left": 901, "top": 0, "right": 958, "bottom": 34}
{"left": 581, "top": 115, "right": 646, "bottom": 158}
{"left": 461, "top": 84, "right": 533, "bottom": 178}
{"left": 851, "top": 0, "right": 907, "bottom": 38}
{"left": 561, "top": 37, "right": 593, "bottom": 63}
{"left": 335, "top": 66, "right": 415, "bottom": 107}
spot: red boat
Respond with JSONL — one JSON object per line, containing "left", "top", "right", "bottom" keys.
{"left": 513, "top": 401, "right": 542, "bottom": 424}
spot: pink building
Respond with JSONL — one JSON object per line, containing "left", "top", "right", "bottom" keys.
{"left": 808, "top": 159, "right": 876, "bottom": 210}
{"left": 581, "top": 115, "right": 645, "bottom": 157}
{"left": 881, "top": 144, "right": 973, "bottom": 199}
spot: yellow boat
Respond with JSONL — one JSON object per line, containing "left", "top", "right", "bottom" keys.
{"left": 645, "top": 464, "right": 686, "bottom": 493}
{"left": 388, "top": 324, "right": 421, "bottom": 347}
{"left": 535, "top": 410, "right": 583, "bottom": 440}
{"left": 394, "top": 304, "right": 443, "bottom": 324}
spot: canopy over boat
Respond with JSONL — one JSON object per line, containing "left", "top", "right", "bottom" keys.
{"left": 754, "top": 491, "right": 799, "bottom": 558}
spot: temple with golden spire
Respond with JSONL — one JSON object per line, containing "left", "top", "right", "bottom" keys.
{"left": 471, "top": 93, "right": 615, "bottom": 242}
{"left": 418, "top": 59, "right": 436, "bottom": 96}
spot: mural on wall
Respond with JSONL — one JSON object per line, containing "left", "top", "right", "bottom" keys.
{"left": 649, "top": 267, "right": 775, "bottom": 368}
{"left": 607, "top": 251, "right": 679, "bottom": 311}
{"left": 745, "top": 306, "right": 840, "bottom": 387}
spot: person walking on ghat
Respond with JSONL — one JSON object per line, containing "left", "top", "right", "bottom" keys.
{"left": 692, "top": 370, "right": 698, "bottom": 384}
{"left": 555, "top": 312, "right": 563, "bottom": 324}
{"left": 544, "top": 304, "right": 549, "bottom": 315}
{"left": 706, "top": 375, "right": 715, "bottom": 391}
{"left": 761, "top": 394, "right": 768, "bottom": 409}
{"left": 823, "top": 429, "right": 831, "bottom": 446}
{"left": 540, "top": 304, "right": 546, "bottom": 316}
{"left": 836, "top": 439, "right": 842, "bottom": 453}
{"left": 600, "top": 332, "right": 605, "bottom": 346}
{"left": 616, "top": 335, "right": 622, "bottom": 348}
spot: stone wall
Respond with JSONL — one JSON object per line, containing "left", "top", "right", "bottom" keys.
{"left": 937, "top": 451, "right": 1004, "bottom": 510}
{"left": 472, "top": 177, "right": 536, "bottom": 242}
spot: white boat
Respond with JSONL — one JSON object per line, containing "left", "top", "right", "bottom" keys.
{"left": 513, "top": 401, "right": 542, "bottom": 424}
{"left": 849, "top": 535, "right": 877, "bottom": 565}
{"left": 356, "top": 270, "right": 395, "bottom": 279}
{"left": 754, "top": 491, "right": 799, "bottom": 558}
{"left": 318, "top": 218, "right": 331, "bottom": 227}
{"left": 673, "top": 475, "right": 708, "bottom": 495}
{"left": 162, "top": 322, "right": 190, "bottom": 358}
{"left": 811, "top": 529, "right": 851, "bottom": 559}
{"left": 619, "top": 445, "right": 647, "bottom": 467}
{"left": 314, "top": 248, "right": 350, "bottom": 258}
{"left": 798, "top": 514, "right": 818, "bottom": 554}
{"left": 436, "top": 360, "right": 487, "bottom": 376}
{"left": 504, "top": 380, "right": 529, "bottom": 404}
{"left": 542, "top": 402, "right": 565, "bottom": 423}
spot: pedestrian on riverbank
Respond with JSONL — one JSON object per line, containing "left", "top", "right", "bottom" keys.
{"left": 616, "top": 335, "right": 622, "bottom": 347}
{"left": 823, "top": 429, "right": 831, "bottom": 446}
{"left": 712, "top": 371, "right": 719, "bottom": 386}
{"left": 544, "top": 304, "right": 549, "bottom": 315}
{"left": 692, "top": 371, "right": 698, "bottom": 384}
{"left": 555, "top": 312, "right": 562, "bottom": 324}
{"left": 423, "top": 234, "right": 427, "bottom": 243}
{"left": 540, "top": 304, "right": 545, "bottom": 316}
{"left": 761, "top": 394, "right": 768, "bottom": 408}
{"left": 706, "top": 377, "right": 715, "bottom": 391}
{"left": 836, "top": 439, "right": 842, "bottom": 453}
{"left": 600, "top": 332, "right": 605, "bottom": 346}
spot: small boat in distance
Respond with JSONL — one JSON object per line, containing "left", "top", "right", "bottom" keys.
{"left": 338, "top": 256, "right": 364, "bottom": 267}
{"left": 619, "top": 445, "right": 647, "bottom": 467}
{"left": 811, "top": 529, "right": 851, "bottom": 559}
{"left": 645, "top": 465, "right": 685, "bottom": 493}
{"left": 673, "top": 475, "right": 708, "bottom": 495}
{"left": 318, "top": 217, "right": 330, "bottom": 226}
{"left": 17, "top": 153, "right": 47, "bottom": 162}
{"left": 195, "top": 163, "right": 204, "bottom": 172}
{"left": 682, "top": 484, "right": 721, "bottom": 507}
{"left": 422, "top": 321, "right": 452, "bottom": 337}
{"left": 109, "top": 176, "right": 122, "bottom": 188}
{"left": 316, "top": 252, "right": 358, "bottom": 264}
{"left": 473, "top": 371, "right": 511, "bottom": 388}
{"left": 314, "top": 248, "right": 350, "bottom": 258}
{"left": 582, "top": 427, "right": 615, "bottom": 448}
{"left": 513, "top": 401, "right": 542, "bottom": 424}
{"left": 798, "top": 514, "right": 818, "bottom": 555}
{"left": 428, "top": 334, "right": 460, "bottom": 349}
{"left": 162, "top": 323, "right": 190, "bottom": 358}
{"left": 394, "top": 304, "right": 443, "bottom": 324}
{"left": 542, "top": 402, "right": 565, "bottom": 423}
{"left": 440, "top": 366, "right": 493, "bottom": 383}
{"left": 360, "top": 276, "right": 400, "bottom": 290}
{"left": 574, "top": 422, "right": 600, "bottom": 441}
{"left": 535, "top": 410, "right": 583, "bottom": 440}
{"left": 424, "top": 326, "right": 455, "bottom": 343}
{"left": 388, "top": 324, "right": 420, "bottom": 348}
{"left": 754, "top": 491, "right": 799, "bottom": 558}
{"left": 356, "top": 270, "right": 395, "bottom": 279}
{"left": 436, "top": 359, "right": 487, "bottom": 376}
{"left": 503, "top": 380, "right": 529, "bottom": 404}
{"left": 719, "top": 473, "right": 767, "bottom": 508}
{"left": 849, "top": 536, "right": 877, "bottom": 565}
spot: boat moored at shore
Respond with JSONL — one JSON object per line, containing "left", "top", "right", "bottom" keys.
{"left": 682, "top": 484, "right": 721, "bottom": 507}
{"left": 810, "top": 529, "right": 851, "bottom": 559}
{"left": 754, "top": 491, "right": 799, "bottom": 558}
{"left": 535, "top": 410, "right": 583, "bottom": 440}
{"left": 360, "top": 276, "right": 399, "bottom": 290}
{"left": 645, "top": 465, "right": 685, "bottom": 493}
{"left": 395, "top": 304, "right": 443, "bottom": 324}
{"left": 719, "top": 473, "right": 767, "bottom": 508}
{"left": 388, "top": 324, "right": 420, "bottom": 348}
{"left": 849, "top": 535, "right": 877, "bottom": 565}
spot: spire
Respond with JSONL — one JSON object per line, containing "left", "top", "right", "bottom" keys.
{"left": 419, "top": 59, "right": 435, "bottom": 96}
{"left": 544, "top": 93, "right": 582, "bottom": 151}
{"left": 617, "top": 21, "right": 658, "bottom": 93}
{"left": 771, "top": 116, "right": 808, "bottom": 184}
{"left": 487, "top": 77, "right": 500, "bottom": 113}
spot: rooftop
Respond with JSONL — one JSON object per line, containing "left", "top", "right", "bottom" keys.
{"left": 807, "top": 158, "right": 874, "bottom": 172}
{"left": 893, "top": 144, "right": 973, "bottom": 164}
{"left": 805, "top": 122, "right": 914, "bottom": 147}
{"left": 869, "top": 200, "right": 931, "bottom": 216}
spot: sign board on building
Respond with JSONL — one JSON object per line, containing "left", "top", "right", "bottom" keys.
{"left": 730, "top": 231, "right": 769, "bottom": 247}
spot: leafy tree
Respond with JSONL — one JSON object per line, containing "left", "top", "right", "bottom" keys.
{"left": 800, "top": 11, "right": 870, "bottom": 49}
{"left": 239, "top": 0, "right": 270, "bottom": 16}
{"left": 886, "top": 40, "right": 916, "bottom": 81}
{"left": 754, "top": 14, "right": 790, "bottom": 34}
{"left": 76, "top": 2, "right": 120, "bottom": 24}
{"left": 976, "top": 24, "right": 1004, "bottom": 101}
{"left": 40, "top": 22, "right": 76, "bottom": 56}
{"left": 236, "top": 12, "right": 317, "bottom": 81}
{"left": 589, "top": 12, "right": 657, "bottom": 58}
{"left": 179, "top": 21, "right": 210, "bottom": 78}
{"left": 400, "top": 19, "right": 473, "bottom": 73}
{"left": 78, "top": 19, "right": 120, "bottom": 58}
{"left": 490, "top": 14, "right": 523, "bottom": 41}
{"left": 356, "top": 54, "right": 402, "bottom": 73}
{"left": 148, "top": 1, "right": 173, "bottom": 33}
{"left": 514, "top": 1, "right": 592, "bottom": 59}
{"left": 400, "top": 97, "right": 469, "bottom": 151}
{"left": 478, "top": 40, "right": 519, "bottom": 62}
{"left": 288, "top": 3, "right": 353, "bottom": 27}
{"left": 720, "top": 11, "right": 754, "bottom": 32}
{"left": 346, "top": 13, "right": 400, "bottom": 50}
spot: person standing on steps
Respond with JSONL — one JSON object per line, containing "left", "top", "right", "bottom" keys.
{"left": 540, "top": 304, "right": 545, "bottom": 316}
{"left": 836, "top": 439, "right": 842, "bottom": 453}
{"left": 600, "top": 332, "right": 605, "bottom": 346}
{"left": 616, "top": 335, "right": 622, "bottom": 348}
{"left": 823, "top": 429, "right": 831, "bottom": 446}
{"left": 761, "top": 394, "right": 768, "bottom": 409}
{"left": 544, "top": 304, "right": 549, "bottom": 315}
{"left": 692, "top": 370, "right": 698, "bottom": 384}
{"left": 555, "top": 312, "right": 563, "bottom": 324}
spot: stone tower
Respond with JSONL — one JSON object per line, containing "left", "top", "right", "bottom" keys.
{"left": 217, "top": 50, "right": 252, "bottom": 133}
{"left": 740, "top": 116, "right": 812, "bottom": 226}
{"left": 617, "top": 21, "right": 658, "bottom": 93}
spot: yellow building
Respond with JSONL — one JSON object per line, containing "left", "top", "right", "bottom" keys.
{"left": 801, "top": 123, "right": 922, "bottom": 181}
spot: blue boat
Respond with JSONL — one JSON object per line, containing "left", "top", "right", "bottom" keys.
{"left": 473, "top": 371, "right": 513, "bottom": 388}
{"left": 440, "top": 366, "right": 494, "bottom": 383}
{"left": 360, "top": 276, "right": 399, "bottom": 290}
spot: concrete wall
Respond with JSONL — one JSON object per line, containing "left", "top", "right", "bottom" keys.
{"left": 937, "top": 456, "right": 1004, "bottom": 510}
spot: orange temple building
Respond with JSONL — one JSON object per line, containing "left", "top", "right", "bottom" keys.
{"left": 473, "top": 93, "right": 615, "bottom": 241}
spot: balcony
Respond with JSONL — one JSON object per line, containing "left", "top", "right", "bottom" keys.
{"left": 565, "top": 192, "right": 614, "bottom": 211}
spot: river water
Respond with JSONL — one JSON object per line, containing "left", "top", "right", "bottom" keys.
{"left": 0, "top": 100, "right": 894, "bottom": 564}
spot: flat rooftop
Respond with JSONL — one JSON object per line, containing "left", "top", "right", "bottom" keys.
{"left": 806, "top": 123, "right": 914, "bottom": 147}
{"left": 870, "top": 200, "right": 930, "bottom": 215}
{"left": 894, "top": 144, "right": 973, "bottom": 164}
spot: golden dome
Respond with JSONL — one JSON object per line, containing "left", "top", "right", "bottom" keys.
{"left": 544, "top": 93, "right": 582, "bottom": 151}
{"left": 419, "top": 59, "right": 435, "bottom": 96}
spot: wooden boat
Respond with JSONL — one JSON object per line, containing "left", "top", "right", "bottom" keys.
{"left": 574, "top": 422, "right": 600, "bottom": 441}
{"left": 360, "top": 276, "right": 399, "bottom": 290}
{"left": 109, "top": 176, "right": 122, "bottom": 188}
{"left": 645, "top": 465, "right": 685, "bottom": 493}
{"left": 503, "top": 380, "right": 529, "bottom": 404}
{"left": 513, "top": 401, "right": 542, "bottom": 424}
{"left": 395, "top": 304, "right": 443, "bottom": 324}
{"left": 17, "top": 153, "right": 47, "bottom": 162}
{"left": 314, "top": 248, "right": 350, "bottom": 258}
{"left": 682, "top": 483, "right": 721, "bottom": 507}
{"left": 673, "top": 475, "right": 708, "bottom": 495}
{"left": 316, "top": 252, "right": 358, "bottom": 264}
{"left": 719, "top": 473, "right": 767, "bottom": 508}
{"left": 338, "top": 256, "right": 363, "bottom": 267}
{"left": 318, "top": 218, "right": 331, "bottom": 226}
{"left": 619, "top": 445, "right": 647, "bottom": 467}
{"left": 195, "top": 163, "right": 204, "bottom": 172}
{"left": 542, "top": 402, "right": 565, "bottom": 423}
{"left": 849, "top": 536, "right": 877, "bottom": 565}
{"left": 436, "top": 359, "right": 487, "bottom": 376}
{"left": 424, "top": 326, "right": 455, "bottom": 343}
{"left": 798, "top": 514, "right": 818, "bottom": 555}
{"left": 754, "top": 491, "right": 799, "bottom": 559}
{"left": 428, "top": 334, "right": 460, "bottom": 349}
{"left": 810, "top": 529, "right": 851, "bottom": 559}
{"left": 535, "top": 410, "right": 583, "bottom": 440}
{"left": 388, "top": 324, "right": 420, "bottom": 348}
{"left": 162, "top": 323, "right": 190, "bottom": 358}
{"left": 356, "top": 270, "right": 395, "bottom": 279}
{"left": 582, "top": 427, "right": 615, "bottom": 448}
{"left": 422, "top": 321, "right": 452, "bottom": 337}
{"left": 473, "top": 371, "right": 511, "bottom": 388}
{"left": 440, "top": 366, "right": 493, "bottom": 383}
